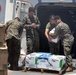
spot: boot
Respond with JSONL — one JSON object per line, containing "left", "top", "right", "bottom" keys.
{"left": 66, "top": 66, "right": 73, "bottom": 72}
{"left": 22, "top": 69, "right": 27, "bottom": 72}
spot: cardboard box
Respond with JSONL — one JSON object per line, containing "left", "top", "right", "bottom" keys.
{"left": 0, "top": 46, "right": 8, "bottom": 70}
{"left": 0, "top": 24, "right": 5, "bottom": 43}
{"left": 0, "top": 70, "right": 7, "bottom": 75}
{"left": 25, "top": 52, "right": 66, "bottom": 71}
{"left": 48, "top": 55, "right": 66, "bottom": 71}
{"left": 26, "top": 52, "right": 52, "bottom": 68}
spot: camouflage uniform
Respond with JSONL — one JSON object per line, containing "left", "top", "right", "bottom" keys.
{"left": 45, "top": 22, "right": 60, "bottom": 54}
{"left": 51, "top": 21, "right": 74, "bottom": 67}
{"left": 22, "top": 14, "right": 40, "bottom": 54}
{"left": 5, "top": 20, "right": 22, "bottom": 69}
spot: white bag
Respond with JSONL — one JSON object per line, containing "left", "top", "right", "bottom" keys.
{"left": 18, "top": 49, "right": 26, "bottom": 67}
{"left": 49, "top": 28, "right": 59, "bottom": 43}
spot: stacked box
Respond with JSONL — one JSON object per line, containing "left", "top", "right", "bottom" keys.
{"left": 48, "top": 55, "right": 66, "bottom": 71}
{"left": 0, "top": 24, "right": 5, "bottom": 43}
{"left": 26, "top": 52, "right": 52, "bottom": 68}
{"left": 0, "top": 24, "right": 7, "bottom": 75}
{"left": 0, "top": 46, "right": 8, "bottom": 75}
{"left": 25, "top": 52, "right": 66, "bottom": 71}
{"left": 0, "top": 70, "right": 7, "bottom": 75}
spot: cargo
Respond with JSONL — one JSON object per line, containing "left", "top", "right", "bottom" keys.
{"left": 18, "top": 49, "right": 26, "bottom": 67}
{"left": 0, "top": 45, "right": 8, "bottom": 70}
{"left": 49, "top": 28, "right": 59, "bottom": 43}
{"left": 0, "top": 69, "right": 7, "bottom": 75}
{"left": 48, "top": 55, "right": 66, "bottom": 71}
{"left": 25, "top": 52, "right": 66, "bottom": 71}
{"left": 26, "top": 52, "right": 52, "bottom": 68}
{"left": 0, "top": 24, "right": 5, "bottom": 43}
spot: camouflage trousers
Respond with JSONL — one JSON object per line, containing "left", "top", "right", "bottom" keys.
{"left": 26, "top": 37, "right": 39, "bottom": 54}
{"left": 33, "top": 37, "right": 39, "bottom": 52}
{"left": 63, "top": 39, "right": 74, "bottom": 67}
{"left": 26, "top": 37, "right": 33, "bottom": 54}
{"left": 49, "top": 41, "right": 60, "bottom": 55}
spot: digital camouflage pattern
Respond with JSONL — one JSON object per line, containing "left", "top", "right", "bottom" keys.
{"left": 51, "top": 21, "right": 74, "bottom": 66}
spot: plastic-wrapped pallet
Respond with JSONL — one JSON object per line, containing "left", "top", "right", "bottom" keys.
{"left": 25, "top": 52, "right": 66, "bottom": 71}
{"left": 48, "top": 55, "right": 66, "bottom": 71}
{"left": 25, "top": 52, "right": 52, "bottom": 68}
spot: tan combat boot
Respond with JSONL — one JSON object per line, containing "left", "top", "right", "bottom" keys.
{"left": 66, "top": 66, "right": 73, "bottom": 72}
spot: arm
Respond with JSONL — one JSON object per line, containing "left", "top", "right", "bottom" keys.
{"left": 45, "top": 22, "right": 53, "bottom": 42}
{"left": 31, "top": 16, "right": 40, "bottom": 29}
{"left": 21, "top": 15, "right": 31, "bottom": 28}
{"left": 45, "top": 28, "right": 53, "bottom": 42}
{"left": 45, "top": 28, "right": 49, "bottom": 39}
{"left": 35, "top": 16, "right": 40, "bottom": 29}
{"left": 5, "top": 20, "right": 13, "bottom": 33}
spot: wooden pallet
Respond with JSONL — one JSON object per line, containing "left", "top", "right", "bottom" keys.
{"left": 23, "top": 65, "right": 67, "bottom": 75}
{"left": 0, "top": 69, "right": 7, "bottom": 75}
{"left": 58, "top": 64, "right": 67, "bottom": 75}
{"left": 26, "top": 67, "right": 45, "bottom": 73}
{"left": 23, "top": 67, "right": 60, "bottom": 74}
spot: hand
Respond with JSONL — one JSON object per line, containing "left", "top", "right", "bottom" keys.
{"left": 49, "top": 31, "right": 53, "bottom": 35}
{"left": 48, "top": 35, "right": 53, "bottom": 42}
{"left": 0, "top": 24, "right": 5, "bottom": 27}
{"left": 24, "top": 24, "right": 31, "bottom": 27}
{"left": 24, "top": 25, "right": 27, "bottom": 27}
{"left": 31, "top": 23, "right": 37, "bottom": 28}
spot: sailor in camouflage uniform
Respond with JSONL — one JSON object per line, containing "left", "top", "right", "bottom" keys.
{"left": 49, "top": 16, "right": 74, "bottom": 72}
{"left": 22, "top": 7, "right": 40, "bottom": 54}
{"left": 5, "top": 17, "right": 22, "bottom": 70}
{"left": 45, "top": 15, "right": 60, "bottom": 54}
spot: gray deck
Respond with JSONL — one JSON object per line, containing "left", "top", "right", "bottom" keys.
{"left": 8, "top": 59, "right": 76, "bottom": 75}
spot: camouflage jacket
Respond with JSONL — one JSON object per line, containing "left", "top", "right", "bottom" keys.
{"left": 5, "top": 20, "right": 22, "bottom": 40}
{"left": 22, "top": 14, "right": 40, "bottom": 38}
{"left": 51, "top": 21, "right": 74, "bottom": 42}
{"left": 45, "top": 22, "right": 56, "bottom": 32}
